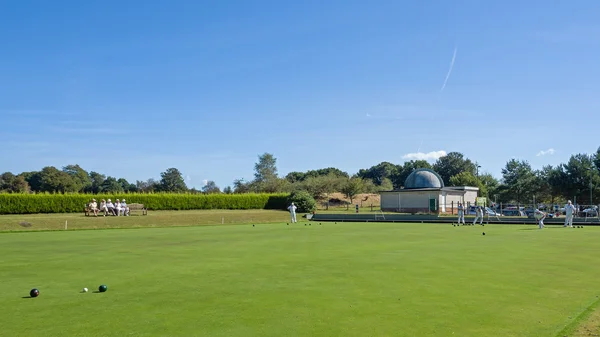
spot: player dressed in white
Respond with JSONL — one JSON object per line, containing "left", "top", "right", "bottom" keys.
{"left": 534, "top": 209, "right": 546, "bottom": 229}
{"left": 287, "top": 202, "right": 297, "bottom": 223}
{"left": 473, "top": 205, "right": 484, "bottom": 225}
{"left": 564, "top": 200, "right": 575, "bottom": 228}
{"left": 457, "top": 202, "right": 465, "bottom": 225}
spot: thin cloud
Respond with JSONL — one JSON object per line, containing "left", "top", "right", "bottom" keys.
{"left": 536, "top": 148, "right": 555, "bottom": 156}
{"left": 202, "top": 179, "right": 208, "bottom": 186}
{"left": 402, "top": 150, "right": 447, "bottom": 161}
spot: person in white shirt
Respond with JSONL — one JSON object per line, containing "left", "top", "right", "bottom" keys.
{"left": 106, "top": 199, "right": 116, "bottom": 215}
{"left": 120, "top": 199, "right": 129, "bottom": 216}
{"left": 89, "top": 199, "right": 99, "bottom": 216}
{"left": 535, "top": 209, "right": 546, "bottom": 229}
{"left": 564, "top": 200, "right": 575, "bottom": 228}
{"left": 287, "top": 202, "right": 297, "bottom": 223}
{"left": 115, "top": 199, "right": 122, "bottom": 216}
{"left": 473, "top": 205, "right": 484, "bottom": 225}
{"left": 457, "top": 202, "right": 465, "bottom": 225}
{"left": 99, "top": 199, "right": 108, "bottom": 216}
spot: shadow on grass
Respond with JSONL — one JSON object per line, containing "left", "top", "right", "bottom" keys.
{"left": 21, "top": 296, "right": 34, "bottom": 299}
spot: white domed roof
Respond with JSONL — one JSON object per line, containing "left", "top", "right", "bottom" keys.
{"left": 404, "top": 168, "right": 444, "bottom": 189}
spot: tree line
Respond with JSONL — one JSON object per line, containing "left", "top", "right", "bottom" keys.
{"left": 2, "top": 148, "right": 600, "bottom": 205}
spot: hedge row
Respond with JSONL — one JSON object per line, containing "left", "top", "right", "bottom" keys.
{"left": 0, "top": 193, "right": 290, "bottom": 214}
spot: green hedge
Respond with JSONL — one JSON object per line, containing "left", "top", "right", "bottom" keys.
{"left": 0, "top": 193, "right": 290, "bottom": 214}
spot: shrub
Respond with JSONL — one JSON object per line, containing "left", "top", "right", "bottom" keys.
{"left": 287, "top": 190, "right": 316, "bottom": 213}
{"left": 0, "top": 193, "right": 290, "bottom": 214}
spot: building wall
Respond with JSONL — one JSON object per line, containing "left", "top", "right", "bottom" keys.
{"left": 381, "top": 191, "right": 440, "bottom": 213}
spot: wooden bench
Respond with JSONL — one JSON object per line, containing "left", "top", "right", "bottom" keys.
{"left": 127, "top": 203, "right": 148, "bottom": 215}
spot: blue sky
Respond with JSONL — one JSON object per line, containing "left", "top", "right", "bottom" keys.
{"left": 1, "top": 0, "right": 599, "bottom": 189}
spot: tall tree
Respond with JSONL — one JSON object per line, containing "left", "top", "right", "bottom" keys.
{"left": 498, "top": 159, "right": 537, "bottom": 204}
{"left": 356, "top": 162, "right": 398, "bottom": 186}
{"left": 19, "top": 171, "right": 42, "bottom": 192}
{"left": 39, "top": 166, "right": 78, "bottom": 193}
{"left": 101, "top": 176, "right": 124, "bottom": 193}
{"left": 62, "top": 164, "right": 91, "bottom": 193}
{"left": 563, "top": 154, "right": 599, "bottom": 204}
{"left": 478, "top": 173, "right": 500, "bottom": 200}
{"left": 341, "top": 177, "right": 365, "bottom": 205}
{"left": 136, "top": 179, "right": 158, "bottom": 193}
{"left": 449, "top": 171, "right": 488, "bottom": 197}
{"left": 253, "top": 153, "right": 278, "bottom": 183}
{"left": 433, "top": 152, "right": 477, "bottom": 186}
{"left": 202, "top": 181, "right": 221, "bottom": 194}
{"left": 233, "top": 178, "right": 251, "bottom": 193}
{"left": 252, "top": 153, "right": 281, "bottom": 192}
{"left": 89, "top": 171, "right": 106, "bottom": 193}
{"left": 159, "top": 168, "right": 187, "bottom": 192}
{"left": 0, "top": 172, "right": 30, "bottom": 193}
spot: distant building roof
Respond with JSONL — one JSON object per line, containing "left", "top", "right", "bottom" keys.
{"left": 404, "top": 168, "right": 444, "bottom": 189}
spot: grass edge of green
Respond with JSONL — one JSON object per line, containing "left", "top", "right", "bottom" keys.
{"left": 555, "top": 295, "right": 600, "bottom": 336}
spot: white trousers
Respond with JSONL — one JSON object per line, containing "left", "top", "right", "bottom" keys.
{"left": 457, "top": 211, "right": 465, "bottom": 224}
{"left": 473, "top": 215, "right": 483, "bottom": 225}
{"left": 290, "top": 212, "right": 296, "bottom": 223}
{"left": 539, "top": 218, "right": 545, "bottom": 229}
{"left": 564, "top": 213, "right": 574, "bottom": 227}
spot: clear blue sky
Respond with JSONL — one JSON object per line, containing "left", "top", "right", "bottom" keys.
{"left": 1, "top": 0, "right": 599, "bottom": 189}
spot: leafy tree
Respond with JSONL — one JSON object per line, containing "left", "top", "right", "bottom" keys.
{"left": 39, "top": 166, "right": 78, "bottom": 193}
{"left": 287, "top": 190, "right": 316, "bottom": 213}
{"left": 449, "top": 171, "right": 488, "bottom": 197}
{"left": 89, "top": 171, "right": 106, "bottom": 193}
{"left": 433, "top": 152, "right": 477, "bottom": 186}
{"left": 0, "top": 172, "right": 30, "bottom": 193}
{"left": 136, "top": 179, "right": 159, "bottom": 193}
{"left": 498, "top": 159, "right": 537, "bottom": 204}
{"left": 202, "top": 181, "right": 221, "bottom": 194}
{"left": 101, "top": 176, "right": 124, "bottom": 193}
{"left": 377, "top": 178, "right": 394, "bottom": 192}
{"left": 299, "top": 174, "right": 344, "bottom": 200}
{"left": 304, "top": 167, "right": 349, "bottom": 179}
{"left": 341, "top": 177, "right": 365, "bottom": 205}
{"left": 562, "top": 154, "right": 599, "bottom": 204}
{"left": 62, "top": 164, "right": 91, "bottom": 193}
{"left": 594, "top": 147, "right": 600, "bottom": 172}
{"left": 478, "top": 173, "right": 500, "bottom": 200}
{"left": 253, "top": 153, "right": 278, "bottom": 183}
{"left": 223, "top": 186, "right": 233, "bottom": 194}
{"left": 19, "top": 171, "right": 42, "bottom": 192}
{"left": 285, "top": 171, "right": 305, "bottom": 183}
{"left": 357, "top": 162, "right": 398, "bottom": 186}
{"left": 233, "top": 178, "right": 251, "bottom": 193}
{"left": 159, "top": 168, "right": 187, "bottom": 192}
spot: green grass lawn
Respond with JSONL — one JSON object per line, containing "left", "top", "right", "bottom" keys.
{"left": 0, "top": 209, "right": 296, "bottom": 231}
{"left": 2, "top": 220, "right": 600, "bottom": 336}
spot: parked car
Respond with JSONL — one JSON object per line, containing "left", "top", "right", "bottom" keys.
{"left": 468, "top": 206, "right": 502, "bottom": 216}
{"left": 501, "top": 209, "right": 526, "bottom": 216}
{"left": 581, "top": 206, "right": 598, "bottom": 217}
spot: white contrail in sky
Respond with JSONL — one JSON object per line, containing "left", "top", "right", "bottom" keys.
{"left": 440, "top": 46, "right": 457, "bottom": 92}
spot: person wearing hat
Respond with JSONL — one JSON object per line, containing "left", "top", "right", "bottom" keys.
{"left": 99, "top": 199, "right": 109, "bottom": 216}
{"left": 120, "top": 199, "right": 129, "bottom": 216}
{"left": 564, "top": 200, "right": 575, "bottom": 227}
{"left": 287, "top": 202, "right": 297, "bottom": 223}
{"left": 106, "top": 199, "right": 116, "bottom": 215}
{"left": 90, "top": 199, "right": 99, "bottom": 217}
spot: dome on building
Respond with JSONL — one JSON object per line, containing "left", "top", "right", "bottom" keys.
{"left": 404, "top": 168, "right": 444, "bottom": 189}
